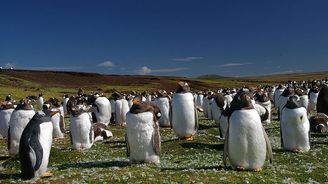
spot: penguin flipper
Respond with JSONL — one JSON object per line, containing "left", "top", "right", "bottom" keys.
{"left": 223, "top": 121, "right": 230, "bottom": 168}
{"left": 59, "top": 115, "right": 65, "bottom": 133}
{"left": 194, "top": 104, "right": 199, "bottom": 131}
{"left": 152, "top": 121, "right": 161, "bottom": 156}
{"left": 7, "top": 126, "right": 10, "bottom": 151}
{"left": 262, "top": 127, "right": 273, "bottom": 164}
{"left": 30, "top": 128, "right": 43, "bottom": 171}
{"left": 125, "top": 133, "right": 130, "bottom": 157}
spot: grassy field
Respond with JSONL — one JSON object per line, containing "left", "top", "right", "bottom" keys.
{"left": 0, "top": 71, "right": 328, "bottom": 183}
{"left": 0, "top": 111, "right": 327, "bottom": 183}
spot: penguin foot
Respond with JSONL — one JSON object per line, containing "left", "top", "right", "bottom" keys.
{"left": 292, "top": 148, "right": 303, "bottom": 153}
{"left": 253, "top": 168, "right": 262, "bottom": 172}
{"left": 41, "top": 171, "right": 53, "bottom": 178}
{"left": 181, "top": 136, "right": 193, "bottom": 141}
{"left": 235, "top": 166, "right": 245, "bottom": 171}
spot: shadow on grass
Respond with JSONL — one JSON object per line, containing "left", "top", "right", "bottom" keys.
{"left": 0, "top": 173, "right": 21, "bottom": 180}
{"left": 311, "top": 133, "right": 328, "bottom": 138}
{"left": 161, "top": 165, "right": 225, "bottom": 172}
{"left": 104, "top": 140, "right": 126, "bottom": 148}
{"left": 180, "top": 142, "right": 224, "bottom": 150}
{"left": 0, "top": 155, "right": 10, "bottom": 161}
{"left": 57, "top": 160, "right": 131, "bottom": 170}
{"left": 162, "top": 138, "right": 179, "bottom": 143}
{"left": 312, "top": 141, "right": 328, "bottom": 145}
{"left": 198, "top": 123, "right": 217, "bottom": 130}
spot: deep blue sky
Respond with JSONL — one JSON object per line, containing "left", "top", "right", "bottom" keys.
{"left": 0, "top": 0, "right": 328, "bottom": 77}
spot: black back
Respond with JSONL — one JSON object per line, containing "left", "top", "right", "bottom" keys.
{"left": 19, "top": 112, "right": 51, "bottom": 180}
{"left": 317, "top": 86, "right": 328, "bottom": 115}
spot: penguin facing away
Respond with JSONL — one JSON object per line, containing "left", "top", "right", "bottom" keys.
{"left": 8, "top": 99, "right": 36, "bottom": 155}
{"left": 0, "top": 100, "right": 15, "bottom": 138}
{"left": 19, "top": 111, "right": 53, "bottom": 180}
{"left": 125, "top": 101, "right": 161, "bottom": 164}
{"left": 153, "top": 90, "right": 171, "bottom": 127}
{"left": 224, "top": 92, "right": 273, "bottom": 171}
{"left": 280, "top": 95, "right": 310, "bottom": 152}
{"left": 309, "top": 113, "right": 328, "bottom": 133}
{"left": 171, "top": 82, "right": 198, "bottom": 140}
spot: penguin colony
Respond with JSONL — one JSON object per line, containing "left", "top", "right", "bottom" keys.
{"left": 0, "top": 79, "right": 328, "bottom": 181}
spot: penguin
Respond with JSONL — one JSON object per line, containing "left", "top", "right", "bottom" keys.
{"left": 93, "top": 122, "right": 113, "bottom": 142}
{"left": 309, "top": 113, "right": 328, "bottom": 133}
{"left": 277, "top": 87, "right": 294, "bottom": 120}
{"left": 90, "top": 94, "right": 111, "bottom": 125}
{"left": 8, "top": 99, "right": 36, "bottom": 155}
{"left": 280, "top": 95, "right": 310, "bottom": 152}
{"left": 211, "top": 93, "right": 226, "bottom": 128}
{"left": 62, "top": 94, "right": 69, "bottom": 114}
{"left": 171, "top": 82, "right": 198, "bottom": 140}
{"left": 67, "top": 97, "right": 94, "bottom": 150}
{"left": 218, "top": 107, "right": 230, "bottom": 139}
{"left": 308, "top": 86, "right": 320, "bottom": 114}
{"left": 153, "top": 90, "right": 171, "bottom": 127}
{"left": 202, "top": 94, "right": 209, "bottom": 118}
{"left": 115, "top": 96, "right": 130, "bottom": 126}
{"left": 43, "top": 101, "right": 64, "bottom": 139}
{"left": 273, "top": 84, "right": 285, "bottom": 108}
{"left": 195, "top": 92, "right": 204, "bottom": 108}
{"left": 295, "top": 87, "right": 309, "bottom": 110}
{"left": 255, "top": 92, "right": 271, "bottom": 125}
{"left": 0, "top": 97, "right": 15, "bottom": 138}
{"left": 316, "top": 85, "right": 328, "bottom": 116}
{"left": 223, "top": 92, "right": 273, "bottom": 171}
{"left": 38, "top": 93, "right": 44, "bottom": 110}
{"left": 125, "top": 101, "right": 161, "bottom": 164}
{"left": 19, "top": 111, "right": 53, "bottom": 180}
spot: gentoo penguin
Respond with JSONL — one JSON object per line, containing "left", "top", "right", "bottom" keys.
{"left": 0, "top": 96, "right": 15, "bottom": 138}
{"left": 218, "top": 107, "right": 229, "bottom": 139}
{"left": 19, "top": 111, "right": 53, "bottom": 180}
{"left": 317, "top": 85, "right": 328, "bottom": 115}
{"left": 125, "top": 101, "right": 161, "bottom": 164}
{"left": 62, "top": 94, "right": 69, "bottom": 114}
{"left": 277, "top": 87, "right": 294, "bottom": 120}
{"left": 223, "top": 92, "right": 272, "bottom": 171}
{"left": 202, "top": 93, "right": 209, "bottom": 118}
{"left": 93, "top": 122, "right": 113, "bottom": 142}
{"left": 255, "top": 92, "right": 271, "bottom": 125}
{"left": 295, "top": 87, "right": 309, "bottom": 110}
{"left": 171, "top": 82, "right": 198, "bottom": 140}
{"left": 153, "top": 90, "right": 171, "bottom": 127}
{"left": 273, "top": 84, "right": 285, "bottom": 108}
{"left": 67, "top": 96, "right": 94, "bottom": 150}
{"left": 308, "top": 86, "right": 320, "bottom": 114}
{"left": 195, "top": 92, "right": 204, "bottom": 108}
{"left": 280, "top": 95, "right": 310, "bottom": 152}
{"left": 90, "top": 93, "right": 111, "bottom": 125}
{"left": 211, "top": 93, "right": 226, "bottom": 128}
{"left": 8, "top": 99, "right": 36, "bottom": 155}
{"left": 309, "top": 113, "right": 328, "bottom": 133}
{"left": 38, "top": 93, "right": 44, "bottom": 110}
{"left": 115, "top": 95, "right": 129, "bottom": 126}
{"left": 43, "top": 101, "right": 64, "bottom": 139}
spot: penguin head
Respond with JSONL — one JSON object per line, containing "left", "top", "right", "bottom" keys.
{"left": 284, "top": 95, "right": 301, "bottom": 109}
{"left": 176, "top": 81, "right": 190, "bottom": 93}
{"left": 130, "top": 102, "right": 161, "bottom": 121}
{"left": 16, "top": 98, "right": 34, "bottom": 110}
{"left": 295, "top": 87, "right": 307, "bottom": 96}
{"left": 254, "top": 92, "right": 269, "bottom": 103}
{"left": 5, "top": 94, "right": 12, "bottom": 102}
{"left": 281, "top": 87, "right": 295, "bottom": 97}
{"left": 230, "top": 92, "right": 254, "bottom": 110}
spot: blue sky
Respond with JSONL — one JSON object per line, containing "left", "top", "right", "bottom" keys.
{"left": 0, "top": 0, "right": 328, "bottom": 77}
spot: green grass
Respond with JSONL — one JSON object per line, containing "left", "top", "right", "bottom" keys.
{"left": 1, "top": 112, "right": 327, "bottom": 183}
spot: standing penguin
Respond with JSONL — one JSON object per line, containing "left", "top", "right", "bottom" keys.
{"left": 19, "top": 111, "right": 53, "bottom": 180}
{"left": 224, "top": 92, "right": 272, "bottom": 171}
{"left": 62, "top": 94, "right": 69, "bottom": 114}
{"left": 153, "top": 90, "right": 171, "bottom": 127}
{"left": 0, "top": 96, "right": 15, "bottom": 138}
{"left": 38, "top": 93, "right": 44, "bottom": 110}
{"left": 280, "top": 95, "right": 310, "bottom": 152}
{"left": 308, "top": 86, "right": 320, "bottom": 114}
{"left": 43, "top": 101, "right": 64, "bottom": 139}
{"left": 316, "top": 85, "right": 328, "bottom": 116}
{"left": 171, "top": 82, "right": 198, "bottom": 140}
{"left": 125, "top": 101, "right": 161, "bottom": 164}
{"left": 255, "top": 92, "right": 271, "bottom": 125}
{"left": 67, "top": 96, "right": 94, "bottom": 150}
{"left": 8, "top": 99, "right": 36, "bottom": 155}
{"left": 115, "top": 95, "right": 129, "bottom": 126}
{"left": 90, "top": 93, "right": 111, "bottom": 125}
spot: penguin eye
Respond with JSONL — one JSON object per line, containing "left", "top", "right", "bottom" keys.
{"left": 156, "top": 112, "right": 161, "bottom": 118}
